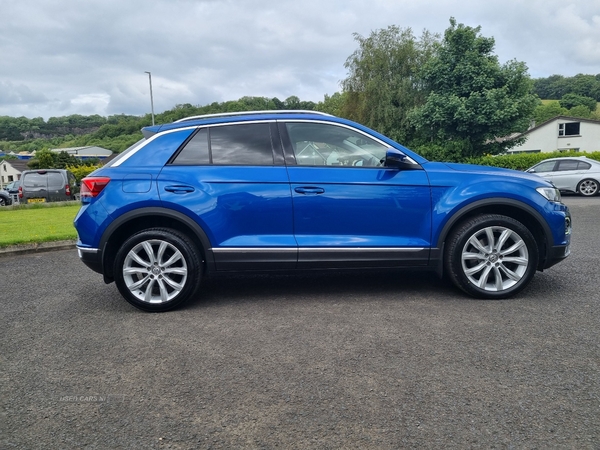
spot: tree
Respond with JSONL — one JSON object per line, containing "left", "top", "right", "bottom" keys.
{"left": 35, "top": 149, "right": 55, "bottom": 168}
{"left": 559, "top": 93, "right": 597, "bottom": 112}
{"left": 410, "top": 18, "right": 538, "bottom": 159}
{"left": 341, "top": 25, "right": 439, "bottom": 143}
{"left": 533, "top": 101, "right": 568, "bottom": 125}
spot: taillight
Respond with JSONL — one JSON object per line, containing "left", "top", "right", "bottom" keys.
{"left": 18, "top": 185, "right": 23, "bottom": 199}
{"left": 65, "top": 184, "right": 71, "bottom": 196}
{"left": 80, "top": 177, "right": 111, "bottom": 199}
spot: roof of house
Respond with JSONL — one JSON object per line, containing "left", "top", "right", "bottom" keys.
{"left": 514, "top": 115, "right": 600, "bottom": 139}
{"left": 2, "top": 159, "right": 30, "bottom": 173}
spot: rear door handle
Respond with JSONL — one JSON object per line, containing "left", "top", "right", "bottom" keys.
{"left": 294, "top": 187, "right": 325, "bottom": 195}
{"left": 164, "top": 185, "right": 195, "bottom": 194}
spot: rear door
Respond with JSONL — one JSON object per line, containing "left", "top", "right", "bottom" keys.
{"left": 21, "top": 172, "right": 48, "bottom": 203}
{"left": 47, "top": 171, "right": 66, "bottom": 202}
{"left": 158, "top": 121, "right": 296, "bottom": 270}
{"left": 281, "top": 121, "right": 432, "bottom": 268}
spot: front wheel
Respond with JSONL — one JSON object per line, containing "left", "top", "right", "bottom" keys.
{"left": 444, "top": 214, "right": 539, "bottom": 299}
{"left": 577, "top": 179, "right": 599, "bottom": 196}
{"left": 114, "top": 228, "right": 202, "bottom": 312}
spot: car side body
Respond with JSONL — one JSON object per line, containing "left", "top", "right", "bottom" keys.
{"left": 74, "top": 111, "right": 572, "bottom": 311}
{"left": 527, "top": 156, "right": 600, "bottom": 197}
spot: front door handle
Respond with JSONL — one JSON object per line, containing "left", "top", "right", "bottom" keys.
{"left": 294, "top": 187, "right": 325, "bottom": 195}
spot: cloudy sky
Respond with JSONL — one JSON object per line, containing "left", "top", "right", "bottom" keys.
{"left": 1, "top": 0, "right": 599, "bottom": 120}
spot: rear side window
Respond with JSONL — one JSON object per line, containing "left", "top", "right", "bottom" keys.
{"left": 172, "top": 123, "right": 274, "bottom": 166}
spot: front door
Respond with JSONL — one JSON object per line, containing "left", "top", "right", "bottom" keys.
{"left": 281, "top": 121, "right": 432, "bottom": 268}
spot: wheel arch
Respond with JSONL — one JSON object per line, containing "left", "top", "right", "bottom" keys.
{"left": 436, "top": 198, "right": 552, "bottom": 271}
{"left": 99, "top": 207, "right": 214, "bottom": 282}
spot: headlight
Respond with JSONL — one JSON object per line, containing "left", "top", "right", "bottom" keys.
{"left": 536, "top": 187, "right": 562, "bottom": 202}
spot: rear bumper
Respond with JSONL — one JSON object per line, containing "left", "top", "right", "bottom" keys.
{"left": 77, "top": 245, "right": 103, "bottom": 274}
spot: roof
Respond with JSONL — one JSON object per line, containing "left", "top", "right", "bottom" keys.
{"left": 142, "top": 110, "right": 336, "bottom": 138}
{"left": 513, "top": 115, "right": 600, "bottom": 139}
{"left": 50, "top": 146, "right": 113, "bottom": 157}
{"left": 1, "top": 159, "right": 30, "bottom": 173}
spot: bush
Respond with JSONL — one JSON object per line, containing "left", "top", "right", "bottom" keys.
{"left": 66, "top": 165, "right": 100, "bottom": 181}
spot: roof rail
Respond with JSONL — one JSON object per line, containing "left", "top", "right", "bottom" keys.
{"left": 173, "top": 110, "right": 332, "bottom": 123}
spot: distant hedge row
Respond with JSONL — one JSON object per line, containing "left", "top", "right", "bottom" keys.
{"left": 467, "top": 151, "right": 600, "bottom": 171}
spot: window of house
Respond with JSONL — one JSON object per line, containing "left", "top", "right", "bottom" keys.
{"left": 558, "top": 122, "right": 580, "bottom": 136}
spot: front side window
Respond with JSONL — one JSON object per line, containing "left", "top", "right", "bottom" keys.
{"left": 531, "top": 161, "right": 557, "bottom": 173}
{"left": 285, "top": 122, "right": 388, "bottom": 167}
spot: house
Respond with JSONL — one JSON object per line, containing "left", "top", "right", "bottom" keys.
{"left": 51, "top": 146, "right": 113, "bottom": 160}
{"left": 508, "top": 116, "right": 600, "bottom": 154}
{"left": 0, "top": 159, "right": 30, "bottom": 188}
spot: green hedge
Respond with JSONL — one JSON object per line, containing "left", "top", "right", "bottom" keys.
{"left": 466, "top": 151, "right": 600, "bottom": 171}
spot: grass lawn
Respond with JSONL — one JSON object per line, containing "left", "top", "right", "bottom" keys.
{"left": 0, "top": 203, "right": 81, "bottom": 247}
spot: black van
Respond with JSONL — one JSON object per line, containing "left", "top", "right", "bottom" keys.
{"left": 19, "top": 169, "right": 79, "bottom": 203}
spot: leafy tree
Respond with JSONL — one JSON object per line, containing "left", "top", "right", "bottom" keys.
{"left": 316, "top": 92, "right": 347, "bottom": 116}
{"left": 409, "top": 18, "right": 538, "bottom": 159}
{"left": 533, "top": 101, "right": 568, "bottom": 124}
{"left": 341, "top": 25, "right": 438, "bottom": 143}
{"left": 30, "top": 148, "right": 55, "bottom": 169}
{"left": 559, "top": 93, "right": 597, "bottom": 112}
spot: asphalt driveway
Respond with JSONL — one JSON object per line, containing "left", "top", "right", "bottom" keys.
{"left": 1, "top": 196, "right": 599, "bottom": 449}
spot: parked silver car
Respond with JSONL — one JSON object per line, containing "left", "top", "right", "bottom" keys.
{"left": 527, "top": 156, "right": 600, "bottom": 196}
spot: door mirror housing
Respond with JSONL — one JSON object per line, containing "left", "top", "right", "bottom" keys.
{"left": 384, "top": 148, "right": 422, "bottom": 170}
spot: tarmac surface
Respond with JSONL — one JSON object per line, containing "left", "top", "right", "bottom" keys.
{"left": 1, "top": 196, "right": 599, "bottom": 449}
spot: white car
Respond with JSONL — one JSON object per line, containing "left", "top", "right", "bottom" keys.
{"left": 527, "top": 156, "right": 600, "bottom": 197}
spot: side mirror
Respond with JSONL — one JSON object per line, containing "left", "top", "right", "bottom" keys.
{"left": 384, "top": 148, "right": 421, "bottom": 170}
{"left": 527, "top": 169, "right": 536, "bottom": 173}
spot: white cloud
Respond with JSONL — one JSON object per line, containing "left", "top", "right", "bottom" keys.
{"left": 0, "top": 0, "right": 598, "bottom": 119}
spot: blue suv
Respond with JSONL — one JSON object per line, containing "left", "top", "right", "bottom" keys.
{"left": 74, "top": 111, "right": 571, "bottom": 311}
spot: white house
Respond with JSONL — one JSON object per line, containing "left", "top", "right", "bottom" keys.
{"left": 0, "top": 159, "right": 30, "bottom": 188}
{"left": 508, "top": 116, "right": 600, "bottom": 154}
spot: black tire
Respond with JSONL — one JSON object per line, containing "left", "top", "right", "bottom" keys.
{"left": 113, "top": 228, "right": 202, "bottom": 312}
{"left": 577, "top": 179, "right": 599, "bottom": 197}
{"left": 444, "top": 214, "right": 539, "bottom": 299}
{"left": 0, "top": 196, "right": 6, "bottom": 207}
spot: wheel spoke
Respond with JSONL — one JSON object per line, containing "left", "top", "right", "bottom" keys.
{"left": 129, "top": 251, "right": 151, "bottom": 268}
{"left": 143, "top": 278, "right": 156, "bottom": 302}
{"left": 493, "top": 266, "right": 503, "bottom": 291}
{"left": 477, "top": 265, "right": 493, "bottom": 288}
{"left": 464, "top": 261, "right": 487, "bottom": 276}
{"left": 468, "top": 235, "right": 489, "bottom": 254}
{"left": 141, "top": 241, "right": 156, "bottom": 264}
{"left": 463, "top": 251, "right": 486, "bottom": 261}
{"left": 500, "top": 239, "right": 525, "bottom": 256}
{"left": 498, "top": 263, "right": 521, "bottom": 282}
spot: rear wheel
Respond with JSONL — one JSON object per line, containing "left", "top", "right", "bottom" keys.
{"left": 114, "top": 228, "right": 202, "bottom": 312}
{"left": 577, "top": 179, "right": 599, "bottom": 196}
{"left": 444, "top": 214, "right": 538, "bottom": 299}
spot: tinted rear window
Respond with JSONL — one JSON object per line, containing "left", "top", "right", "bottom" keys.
{"left": 23, "top": 173, "right": 47, "bottom": 188}
{"left": 211, "top": 123, "right": 274, "bottom": 165}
